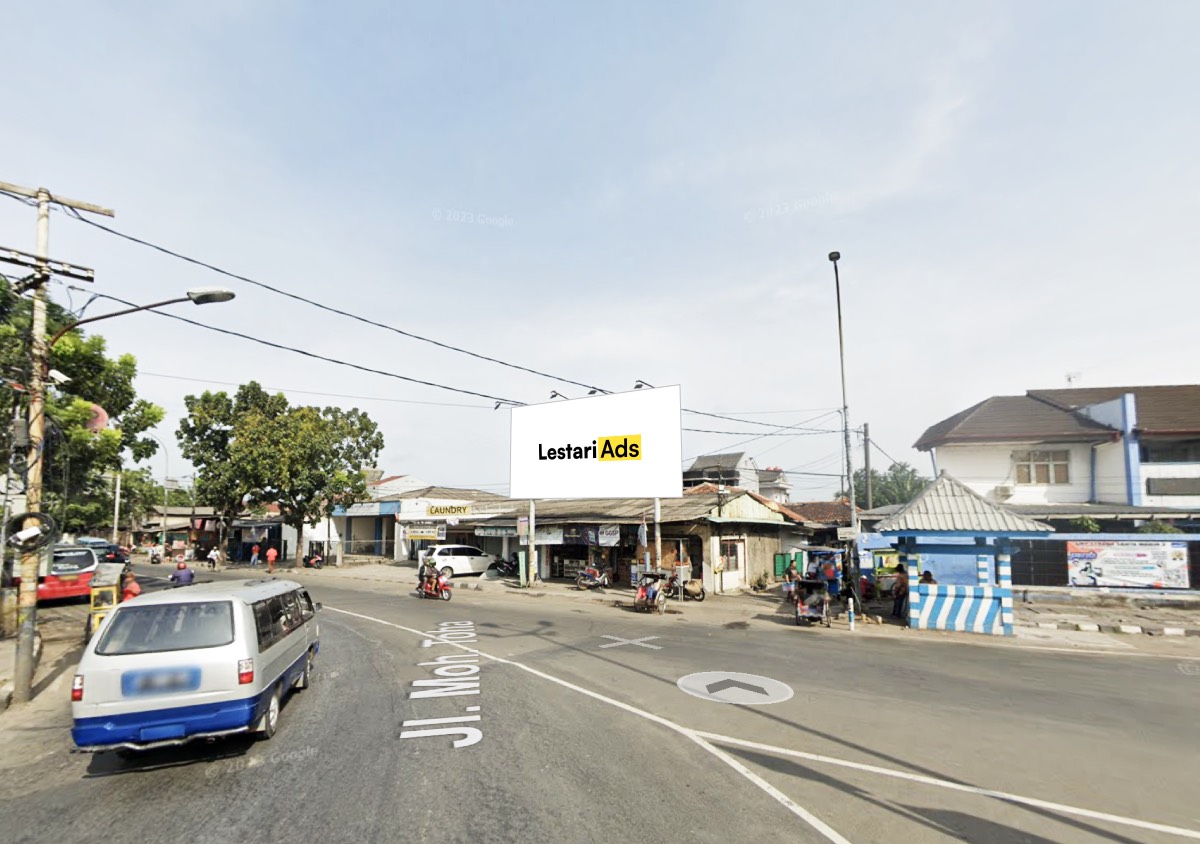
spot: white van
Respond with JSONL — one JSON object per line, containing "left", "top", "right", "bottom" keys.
{"left": 71, "top": 578, "right": 320, "bottom": 752}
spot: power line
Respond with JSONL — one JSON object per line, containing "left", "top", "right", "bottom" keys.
{"left": 77, "top": 288, "right": 526, "bottom": 406}
{"left": 138, "top": 371, "right": 493, "bottom": 408}
{"left": 40, "top": 199, "right": 851, "bottom": 435}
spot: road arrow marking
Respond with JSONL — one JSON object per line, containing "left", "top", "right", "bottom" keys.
{"left": 706, "top": 679, "right": 767, "bottom": 696}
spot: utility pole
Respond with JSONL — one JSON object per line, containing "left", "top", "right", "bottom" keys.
{"left": 2, "top": 180, "right": 114, "bottom": 704}
{"left": 110, "top": 470, "right": 122, "bottom": 544}
{"left": 828, "top": 252, "right": 860, "bottom": 622}
{"left": 863, "top": 422, "right": 872, "bottom": 511}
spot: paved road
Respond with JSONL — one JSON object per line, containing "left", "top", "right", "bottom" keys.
{"left": 2, "top": 568, "right": 1198, "bottom": 843}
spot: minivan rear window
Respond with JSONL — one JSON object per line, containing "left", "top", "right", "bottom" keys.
{"left": 96, "top": 601, "right": 235, "bottom": 655}
{"left": 51, "top": 548, "right": 95, "bottom": 574}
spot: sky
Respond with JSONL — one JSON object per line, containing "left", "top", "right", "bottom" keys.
{"left": 3, "top": 1, "right": 1199, "bottom": 501}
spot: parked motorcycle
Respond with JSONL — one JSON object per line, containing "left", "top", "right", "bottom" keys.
{"left": 302, "top": 554, "right": 324, "bottom": 569}
{"left": 490, "top": 555, "right": 518, "bottom": 577}
{"left": 575, "top": 566, "right": 612, "bottom": 590}
{"left": 663, "top": 572, "right": 706, "bottom": 601}
{"left": 633, "top": 573, "right": 668, "bottom": 614}
{"left": 416, "top": 571, "right": 453, "bottom": 601}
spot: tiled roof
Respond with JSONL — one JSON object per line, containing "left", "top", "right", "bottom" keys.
{"left": 875, "top": 472, "right": 1053, "bottom": 534}
{"left": 784, "top": 501, "right": 856, "bottom": 525}
{"left": 685, "top": 452, "right": 749, "bottom": 472}
{"left": 914, "top": 396, "right": 1116, "bottom": 451}
{"left": 1030, "top": 385, "right": 1200, "bottom": 435}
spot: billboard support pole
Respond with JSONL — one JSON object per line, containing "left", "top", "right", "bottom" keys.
{"left": 654, "top": 497, "right": 662, "bottom": 572}
{"left": 523, "top": 499, "right": 535, "bottom": 588}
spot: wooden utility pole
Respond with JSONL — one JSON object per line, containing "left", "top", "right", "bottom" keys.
{"left": 1, "top": 180, "right": 113, "bottom": 704}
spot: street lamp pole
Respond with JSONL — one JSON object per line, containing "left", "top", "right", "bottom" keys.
{"left": 12, "top": 282, "right": 232, "bottom": 703}
{"left": 147, "top": 433, "right": 169, "bottom": 554}
{"left": 829, "top": 252, "right": 860, "bottom": 620}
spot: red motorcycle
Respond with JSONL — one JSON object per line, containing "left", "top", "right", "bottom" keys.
{"left": 416, "top": 571, "right": 453, "bottom": 601}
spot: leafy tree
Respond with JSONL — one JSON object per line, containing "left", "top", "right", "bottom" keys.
{"left": 233, "top": 405, "right": 383, "bottom": 564}
{"left": 177, "top": 382, "right": 290, "bottom": 556}
{"left": 178, "top": 382, "right": 382, "bottom": 563}
{"left": 839, "top": 462, "right": 931, "bottom": 509}
{"left": 1069, "top": 516, "right": 1101, "bottom": 533}
{"left": 0, "top": 275, "right": 164, "bottom": 534}
{"left": 1136, "top": 520, "right": 1182, "bottom": 534}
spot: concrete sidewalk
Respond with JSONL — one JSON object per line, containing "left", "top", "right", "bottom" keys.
{"left": 0, "top": 604, "right": 87, "bottom": 713}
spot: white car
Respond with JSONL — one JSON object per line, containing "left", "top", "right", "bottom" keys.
{"left": 421, "top": 545, "right": 493, "bottom": 577}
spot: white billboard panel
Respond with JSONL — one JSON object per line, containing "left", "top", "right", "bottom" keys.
{"left": 510, "top": 386, "right": 682, "bottom": 499}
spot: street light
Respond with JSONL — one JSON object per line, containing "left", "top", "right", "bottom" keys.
{"left": 12, "top": 286, "right": 235, "bottom": 705}
{"left": 633, "top": 380, "right": 655, "bottom": 390}
{"left": 49, "top": 287, "right": 236, "bottom": 346}
{"left": 828, "top": 251, "right": 861, "bottom": 620}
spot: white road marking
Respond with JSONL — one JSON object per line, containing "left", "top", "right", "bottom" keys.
{"left": 328, "top": 605, "right": 1200, "bottom": 842}
{"left": 693, "top": 731, "right": 1200, "bottom": 841}
{"left": 326, "top": 606, "right": 850, "bottom": 843}
{"left": 598, "top": 634, "right": 662, "bottom": 650}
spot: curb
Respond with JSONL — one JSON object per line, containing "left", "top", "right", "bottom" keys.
{"left": 1024, "top": 621, "right": 1200, "bottom": 637}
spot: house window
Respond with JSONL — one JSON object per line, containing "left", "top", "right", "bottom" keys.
{"left": 720, "top": 540, "right": 741, "bottom": 572}
{"left": 1014, "top": 450, "right": 1070, "bottom": 485}
{"left": 1141, "top": 440, "right": 1200, "bottom": 463}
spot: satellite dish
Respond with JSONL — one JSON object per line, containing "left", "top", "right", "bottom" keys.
{"left": 86, "top": 404, "right": 109, "bottom": 433}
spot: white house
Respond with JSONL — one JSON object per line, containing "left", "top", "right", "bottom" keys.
{"left": 915, "top": 385, "right": 1200, "bottom": 510}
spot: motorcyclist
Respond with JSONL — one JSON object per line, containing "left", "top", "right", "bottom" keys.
{"left": 419, "top": 558, "right": 438, "bottom": 594}
{"left": 170, "top": 561, "right": 195, "bottom": 587}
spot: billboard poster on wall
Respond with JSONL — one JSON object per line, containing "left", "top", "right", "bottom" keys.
{"left": 1067, "top": 540, "right": 1189, "bottom": 589}
{"left": 509, "top": 386, "right": 683, "bottom": 499}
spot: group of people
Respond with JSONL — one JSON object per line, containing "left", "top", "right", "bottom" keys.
{"left": 248, "top": 543, "right": 280, "bottom": 574}
{"left": 780, "top": 559, "right": 937, "bottom": 624}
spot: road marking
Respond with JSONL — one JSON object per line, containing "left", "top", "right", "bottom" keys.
{"left": 326, "top": 606, "right": 850, "bottom": 843}
{"left": 677, "top": 671, "right": 794, "bottom": 705}
{"left": 598, "top": 634, "right": 661, "bottom": 650}
{"left": 693, "top": 731, "right": 1200, "bottom": 841}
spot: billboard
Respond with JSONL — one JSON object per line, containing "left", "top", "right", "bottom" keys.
{"left": 510, "top": 386, "right": 682, "bottom": 499}
{"left": 1067, "top": 540, "right": 1189, "bottom": 589}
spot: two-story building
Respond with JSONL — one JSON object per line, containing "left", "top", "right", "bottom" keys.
{"left": 915, "top": 385, "right": 1200, "bottom": 513}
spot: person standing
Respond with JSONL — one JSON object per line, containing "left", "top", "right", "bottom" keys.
{"left": 207, "top": 546, "right": 221, "bottom": 571}
{"left": 266, "top": 545, "right": 279, "bottom": 574}
{"left": 891, "top": 564, "right": 909, "bottom": 620}
{"left": 782, "top": 560, "right": 800, "bottom": 605}
{"left": 250, "top": 543, "right": 260, "bottom": 567}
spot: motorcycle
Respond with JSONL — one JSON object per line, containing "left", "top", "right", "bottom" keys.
{"left": 149, "top": 549, "right": 162, "bottom": 565}
{"left": 663, "top": 572, "right": 706, "bottom": 601}
{"left": 575, "top": 566, "right": 612, "bottom": 590}
{"left": 633, "top": 573, "right": 668, "bottom": 614}
{"left": 416, "top": 571, "right": 453, "bottom": 601}
{"left": 302, "top": 554, "right": 324, "bottom": 569}
{"left": 490, "top": 555, "right": 518, "bottom": 577}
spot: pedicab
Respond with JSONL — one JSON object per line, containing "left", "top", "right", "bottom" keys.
{"left": 84, "top": 562, "right": 128, "bottom": 639}
{"left": 794, "top": 578, "right": 832, "bottom": 627}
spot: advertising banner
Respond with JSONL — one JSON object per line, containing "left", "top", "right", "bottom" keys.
{"left": 475, "top": 526, "right": 518, "bottom": 537}
{"left": 404, "top": 523, "right": 447, "bottom": 541}
{"left": 519, "top": 527, "right": 564, "bottom": 546}
{"left": 1067, "top": 540, "right": 1189, "bottom": 589}
{"left": 598, "top": 524, "right": 620, "bottom": 547}
{"left": 509, "top": 386, "right": 683, "bottom": 499}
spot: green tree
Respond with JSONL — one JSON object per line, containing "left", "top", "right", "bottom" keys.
{"left": 1136, "top": 520, "right": 1182, "bottom": 534}
{"left": 233, "top": 405, "right": 383, "bottom": 564}
{"left": 840, "top": 462, "right": 931, "bottom": 509}
{"left": 177, "top": 382, "right": 290, "bottom": 556}
{"left": 1, "top": 275, "right": 164, "bottom": 534}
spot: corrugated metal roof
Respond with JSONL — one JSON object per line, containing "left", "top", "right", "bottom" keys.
{"left": 875, "top": 472, "right": 1053, "bottom": 534}
{"left": 374, "top": 486, "right": 510, "bottom": 502}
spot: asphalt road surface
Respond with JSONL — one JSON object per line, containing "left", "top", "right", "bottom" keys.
{"left": 2, "top": 568, "right": 1198, "bottom": 844}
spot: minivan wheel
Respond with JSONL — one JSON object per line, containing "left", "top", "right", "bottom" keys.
{"left": 259, "top": 687, "right": 281, "bottom": 740}
{"left": 439, "top": 566, "right": 453, "bottom": 579}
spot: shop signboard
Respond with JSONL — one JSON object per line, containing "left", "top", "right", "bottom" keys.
{"left": 1067, "top": 540, "right": 1189, "bottom": 589}
{"left": 475, "top": 526, "right": 518, "bottom": 537}
{"left": 519, "top": 527, "right": 564, "bottom": 546}
{"left": 598, "top": 524, "right": 620, "bottom": 546}
{"left": 404, "top": 523, "right": 446, "bottom": 541}
{"left": 509, "top": 386, "right": 683, "bottom": 499}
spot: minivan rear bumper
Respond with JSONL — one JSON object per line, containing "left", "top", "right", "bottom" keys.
{"left": 72, "top": 693, "right": 262, "bottom": 751}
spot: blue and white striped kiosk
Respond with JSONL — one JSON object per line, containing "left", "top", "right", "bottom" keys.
{"left": 873, "top": 471, "right": 1054, "bottom": 636}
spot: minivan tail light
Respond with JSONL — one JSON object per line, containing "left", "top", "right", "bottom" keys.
{"left": 71, "top": 675, "right": 84, "bottom": 702}
{"left": 238, "top": 659, "right": 254, "bottom": 685}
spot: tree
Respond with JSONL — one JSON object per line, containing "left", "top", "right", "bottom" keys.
{"left": 840, "top": 462, "right": 931, "bottom": 509}
{"left": 233, "top": 405, "right": 383, "bottom": 564}
{"left": 0, "top": 275, "right": 164, "bottom": 534}
{"left": 177, "top": 382, "right": 290, "bottom": 557}
{"left": 1136, "top": 520, "right": 1182, "bottom": 534}
{"left": 177, "top": 382, "right": 383, "bottom": 564}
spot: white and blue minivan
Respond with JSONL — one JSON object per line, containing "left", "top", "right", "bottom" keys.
{"left": 71, "top": 579, "right": 320, "bottom": 752}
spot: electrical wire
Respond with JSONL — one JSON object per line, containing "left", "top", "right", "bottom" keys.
{"left": 79, "top": 289, "right": 526, "bottom": 406}
{"left": 35, "top": 197, "right": 853, "bottom": 436}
